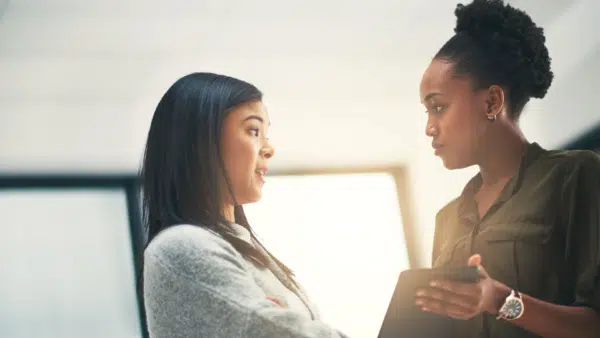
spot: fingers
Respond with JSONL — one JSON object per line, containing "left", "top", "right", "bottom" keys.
{"left": 415, "top": 281, "right": 483, "bottom": 320}
{"left": 467, "top": 254, "right": 481, "bottom": 267}
{"left": 416, "top": 297, "right": 478, "bottom": 319}
{"left": 416, "top": 285, "right": 479, "bottom": 310}
{"left": 467, "top": 253, "right": 490, "bottom": 278}
{"left": 429, "top": 280, "right": 482, "bottom": 299}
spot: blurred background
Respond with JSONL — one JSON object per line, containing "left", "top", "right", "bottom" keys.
{"left": 1, "top": 0, "right": 599, "bottom": 337}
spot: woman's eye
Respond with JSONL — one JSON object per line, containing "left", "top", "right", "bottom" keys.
{"left": 426, "top": 105, "right": 444, "bottom": 114}
{"left": 250, "top": 128, "right": 260, "bottom": 137}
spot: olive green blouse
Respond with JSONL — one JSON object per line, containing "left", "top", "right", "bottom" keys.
{"left": 432, "top": 142, "right": 600, "bottom": 337}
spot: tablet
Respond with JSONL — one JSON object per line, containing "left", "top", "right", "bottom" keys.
{"left": 377, "top": 266, "right": 479, "bottom": 338}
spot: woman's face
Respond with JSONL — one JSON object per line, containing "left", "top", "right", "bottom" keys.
{"left": 220, "top": 100, "right": 274, "bottom": 205}
{"left": 419, "top": 58, "right": 491, "bottom": 169}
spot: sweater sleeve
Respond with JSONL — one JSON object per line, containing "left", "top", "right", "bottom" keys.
{"left": 143, "top": 225, "right": 349, "bottom": 338}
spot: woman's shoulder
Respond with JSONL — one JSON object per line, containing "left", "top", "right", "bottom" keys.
{"left": 144, "top": 224, "right": 245, "bottom": 275}
{"left": 146, "top": 224, "right": 228, "bottom": 253}
{"left": 436, "top": 197, "right": 462, "bottom": 224}
{"left": 540, "top": 148, "right": 600, "bottom": 172}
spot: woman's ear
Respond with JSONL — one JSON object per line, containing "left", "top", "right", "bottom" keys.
{"left": 485, "top": 85, "right": 505, "bottom": 119}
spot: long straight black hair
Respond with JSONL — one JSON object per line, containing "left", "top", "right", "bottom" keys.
{"left": 138, "top": 72, "right": 295, "bottom": 289}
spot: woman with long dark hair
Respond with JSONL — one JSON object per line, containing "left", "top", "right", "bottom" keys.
{"left": 140, "top": 72, "right": 348, "bottom": 338}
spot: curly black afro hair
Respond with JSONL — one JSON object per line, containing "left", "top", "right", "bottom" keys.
{"left": 435, "top": 0, "right": 553, "bottom": 120}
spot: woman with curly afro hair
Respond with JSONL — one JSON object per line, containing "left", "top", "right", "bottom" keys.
{"left": 415, "top": 0, "right": 600, "bottom": 337}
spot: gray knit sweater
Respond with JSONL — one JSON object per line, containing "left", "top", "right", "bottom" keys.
{"left": 143, "top": 224, "right": 349, "bottom": 338}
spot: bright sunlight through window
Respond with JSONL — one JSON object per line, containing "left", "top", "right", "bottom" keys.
{"left": 244, "top": 172, "right": 410, "bottom": 338}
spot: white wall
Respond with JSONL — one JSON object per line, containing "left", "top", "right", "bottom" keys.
{"left": 406, "top": 136, "right": 478, "bottom": 267}
{"left": 519, "top": 0, "right": 600, "bottom": 149}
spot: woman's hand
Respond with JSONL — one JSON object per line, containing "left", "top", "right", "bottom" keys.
{"left": 414, "top": 254, "right": 509, "bottom": 320}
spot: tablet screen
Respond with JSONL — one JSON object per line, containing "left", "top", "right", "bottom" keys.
{"left": 377, "top": 267, "right": 477, "bottom": 338}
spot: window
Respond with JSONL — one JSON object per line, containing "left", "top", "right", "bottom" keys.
{"left": 245, "top": 172, "right": 409, "bottom": 338}
{"left": 0, "top": 188, "right": 142, "bottom": 338}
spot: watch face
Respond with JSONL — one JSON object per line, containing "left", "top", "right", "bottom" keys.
{"left": 502, "top": 299, "right": 523, "bottom": 320}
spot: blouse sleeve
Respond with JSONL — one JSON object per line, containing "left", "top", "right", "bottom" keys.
{"left": 561, "top": 151, "right": 600, "bottom": 311}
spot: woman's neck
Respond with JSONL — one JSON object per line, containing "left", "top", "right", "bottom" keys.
{"left": 223, "top": 203, "right": 235, "bottom": 223}
{"left": 478, "top": 127, "right": 527, "bottom": 186}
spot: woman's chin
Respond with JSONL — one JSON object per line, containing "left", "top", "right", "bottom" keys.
{"left": 240, "top": 191, "right": 262, "bottom": 205}
{"left": 442, "top": 156, "right": 471, "bottom": 170}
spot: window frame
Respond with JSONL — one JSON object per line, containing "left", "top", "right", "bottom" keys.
{"left": 0, "top": 174, "right": 148, "bottom": 338}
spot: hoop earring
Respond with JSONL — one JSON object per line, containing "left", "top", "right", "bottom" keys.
{"left": 487, "top": 108, "right": 497, "bottom": 121}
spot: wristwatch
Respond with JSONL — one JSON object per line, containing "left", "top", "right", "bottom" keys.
{"left": 497, "top": 289, "right": 524, "bottom": 321}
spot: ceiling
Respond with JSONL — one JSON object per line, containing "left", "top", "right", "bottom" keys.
{"left": 0, "top": 0, "right": 596, "bottom": 173}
